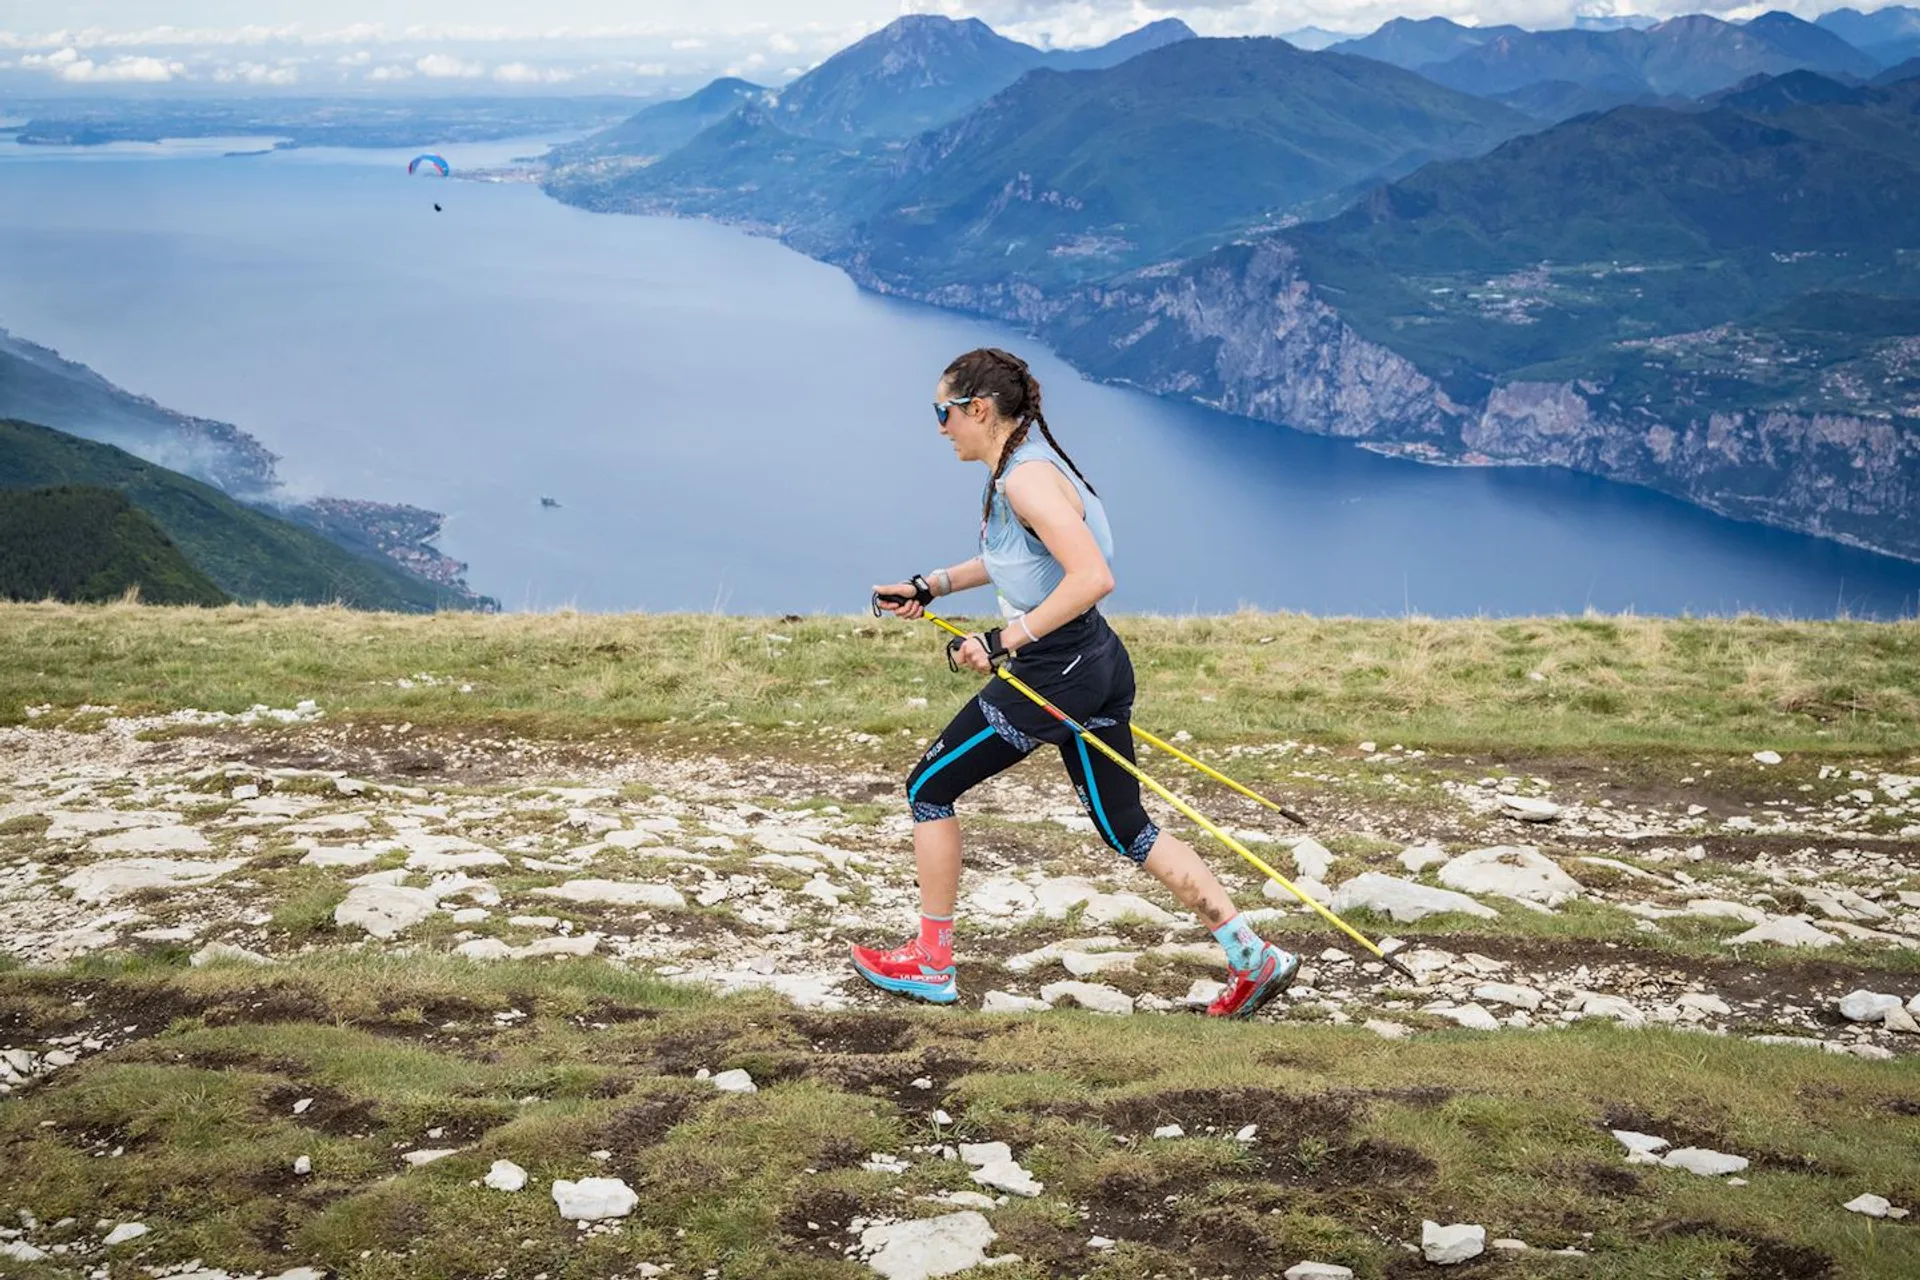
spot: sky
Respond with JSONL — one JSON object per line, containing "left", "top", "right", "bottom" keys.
{"left": 0, "top": 0, "right": 1907, "bottom": 95}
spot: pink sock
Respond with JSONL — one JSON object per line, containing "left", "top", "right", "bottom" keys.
{"left": 919, "top": 914, "right": 954, "bottom": 966}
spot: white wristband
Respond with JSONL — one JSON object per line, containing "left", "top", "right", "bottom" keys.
{"left": 933, "top": 568, "right": 952, "bottom": 597}
{"left": 1016, "top": 615, "right": 1039, "bottom": 646}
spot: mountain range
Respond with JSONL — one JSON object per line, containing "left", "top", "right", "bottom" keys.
{"left": 539, "top": 10, "right": 1920, "bottom": 565}
{"left": 1336, "top": 12, "right": 1884, "bottom": 110}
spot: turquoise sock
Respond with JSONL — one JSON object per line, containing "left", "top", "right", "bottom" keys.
{"left": 1211, "top": 914, "right": 1266, "bottom": 972}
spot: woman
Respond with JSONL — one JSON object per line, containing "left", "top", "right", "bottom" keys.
{"left": 859, "top": 347, "right": 1299, "bottom": 1019}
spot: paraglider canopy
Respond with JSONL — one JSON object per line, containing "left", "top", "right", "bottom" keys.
{"left": 408, "top": 154, "right": 450, "bottom": 177}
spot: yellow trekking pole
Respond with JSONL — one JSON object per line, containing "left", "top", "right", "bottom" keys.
{"left": 873, "top": 596, "right": 1414, "bottom": 981}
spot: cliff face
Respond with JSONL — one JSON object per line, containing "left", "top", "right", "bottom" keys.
{"left": 1470, "top": 385, "right": 1920, "bottom": 558}
{"left": 838, "top": 234, "right": 1920, "bottom": 562}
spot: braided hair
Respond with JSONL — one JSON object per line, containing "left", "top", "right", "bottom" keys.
{"left": 940, "top": 347, "right": 1097, "bottom": 521}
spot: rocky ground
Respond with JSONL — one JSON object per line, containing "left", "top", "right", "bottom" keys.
{"left": 4, "top": 705, "right": 1918, "bottom": 1070}
{"left": 3, "top": 703, "right": 1919, "bottom": 1279}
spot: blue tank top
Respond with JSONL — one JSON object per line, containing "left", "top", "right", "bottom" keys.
{"left": 980, "top": 435, "right": 1114, "bottom": 615}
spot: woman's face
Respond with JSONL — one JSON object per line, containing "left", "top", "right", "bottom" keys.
{"left": 934, "top": 380, "right": 995, "bottom": 463}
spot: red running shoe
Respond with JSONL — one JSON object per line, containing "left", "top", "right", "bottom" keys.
{"left": 849, "top": 938, "right": 958, "bottom": 1005}
{"left": 1207, "top": 943, "right": 1300, "bottom": 1020}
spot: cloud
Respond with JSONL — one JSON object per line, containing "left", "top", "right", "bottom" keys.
{"left": 415, "top": 52, "right": 484, "bottom": 78}
{"left": 493, "top": 61, "right": 575, "bottom": 83}
{"left": 671, "top": 37, "right": 707, "bottom": 50}
{"left": 367, "top": 64, "right": 413, "bottom": 81}
{"left": 214, "top": 60, "right": 299, "bottom": 85}
{"left": 18, "top": 46, "right": 183, "bottom": 81}
{"left": 337, "top": 49, "right": 372, "bottom": 65}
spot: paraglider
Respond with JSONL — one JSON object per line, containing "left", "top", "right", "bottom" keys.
{"left": 408, "top": 154, "right": 450, "bottom": 177}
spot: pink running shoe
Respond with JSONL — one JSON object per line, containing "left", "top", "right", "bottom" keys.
{"left": 849, "top": 938, "right": 958, "bottom": 1005}
{"left": 1207, "top": 943, "right": 1300, "bottom": 1020}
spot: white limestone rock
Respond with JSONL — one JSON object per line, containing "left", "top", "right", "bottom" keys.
{"left": 710, "top": 1068, "right": 757, "bottom": 1093}
{"left": 1431, "top": 1003, "right": 1500, "bottom": 1031}
{"left": 1422, "top": 1221, "right": 1486, "bottom": 1265}
{"left": 1686, "top": 899, "right": 1769, "bottom": 924}
{"left": 1289, "top": 837, "right": 1336, "bottom": 882}
{"left": 334, "top": 884, "right": 439, "bottom": 939}
{"left": 102, "top": 1222, "right": 149, "bottom": 1246}
{"left": 1727, "top": 917, "right": 1841, "bottom": 949}
{"left": 1804, "top": 887, "right": 1891, "bottom": 923}
{"left": 60, "top": 857, "right": 247, "bottom": 903}
{"left": 1438, "top": 846, "right": 1582, "bottom": 906}
{"left": 1499, "top": 796, "right": 1563, "bottom": 823}
{"left": 971, "top": 1159, "right": 1043, "bottom": 1198}
{"left": 981, "top": 990, "right": 1051, "bottom": 1014}
{"left": 1612, "top": 1131, "right": 1670, "bottom": 1156}
{"left": 1082, "top": 893, "right": 1179, "bottom": 927}
{"left": 189, "top": 942, "right": 274, "bottom": 967}
{"left": 298, "top": 846, "right": 385, "bottom": 868}
{"left": 1839, "top": 990, "right": 1905, "bottom": 1023}
{"left": 530, "top": 880, "right": 686, "bottom": 909}
{"left": 1328, "top": 874, "right": 1497, "bottom": 923}
{"left": 1398, "top": 844, "right": 1447, "bottom": 874}
{"left": 1572, "top": 994, "right": 1645, "bottom": 1026}
{"left": 1032, "top": 877, "right": 1099, "bottom": 917}
{"left": 402, "top": 1148, "right": 458, "bottom": 1167}
{"left": 967, "top": 876, "right": 1039, "bottom": 919}
{"left": 1472, "top": 983, "right": 1543, "bottom": 1011}
{"left": 959, "top": 1142, "right": 1012, "bottom": 1168}
{"left": 89, "top": 825, "right": 212, "bottom": 855}
{"left": 1061, "top": 950, "right": 1140, "bottom": 978}
{"left": 1184, "top": 979, "right": 1227, "bottom": 1010}
{"left": 859, "top": 1212, "right": 998, "bottom": 1280}
{"left": 1662, "top": 1148, "right": 1749, "bottom": 1177}
{"left": 552, "top": 1176, "right": 637, "bottom": 1220}
{"left": 1285, "top": 1265, "right": 1355, "bottom": 1280}
{"left": 1845, "top": 1194, "right": 1895, "bottom": 1218}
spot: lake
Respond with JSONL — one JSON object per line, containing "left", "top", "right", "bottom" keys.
{"left": 2, "top": 136, "right": 1917, "bottom": 619}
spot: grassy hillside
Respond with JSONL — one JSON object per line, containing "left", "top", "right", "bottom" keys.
{"left": 0, "top": 603, "right": 1916, "bottom": 1280}
{"left": 1, "top": 604, "right": 1915, "bottom": 754}
{"left": 0, "top": 420, "right": 468, "bottom": 612}
{"left": 0, "top": 486, "right": 229, "bottom": 606}
{"left": 856, "top": 37, "right": 1532, "bottom": 288}
{"left": 1286, "top": 78, "right": 1920, "bottom": 403}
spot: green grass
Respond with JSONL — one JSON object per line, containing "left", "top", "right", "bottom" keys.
{"left": 2, "top": 604, "right": 1917, "bottom": 755}
{"left": 0, "top": 419, "right": 471, "bottom": 612}
{"left": 0, "top": 952, "right": 1916, "bottom": 1279}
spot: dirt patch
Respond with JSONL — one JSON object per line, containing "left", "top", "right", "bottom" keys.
{"left": 778, "top": 1187, "right": 869, "bottom": 1262}
{"left": 1095, "top": 1086, "right": 1355, "bottom": 1141}
{"left": 1074, "top": 1087, "right": 1437, "bottom": 1201}
{"left": 201, "top": 987, "right": 334, "bottom": 1027}
{"left": 1655, "top": 1222, "right": 1836, "bottom": 1280}
{"left": 263, "top": 1082, "right": 379, "bottom": 1137}
{"left": 787, "top": 1012, "right": 914, "bottom": 1055}
{"left": 1734, "top": 1239, "right": 1837, "bottom": 1280}
{"left": 600, "top": 1091, "right": 706, "bottom": 1157}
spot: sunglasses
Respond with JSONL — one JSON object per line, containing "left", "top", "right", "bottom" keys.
{"left": 933, "top": 395, "right": 976, "bottom": 426}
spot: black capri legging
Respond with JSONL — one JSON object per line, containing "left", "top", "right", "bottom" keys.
{"left": 905, "top": 609, "right": 1161, "bottom": 865}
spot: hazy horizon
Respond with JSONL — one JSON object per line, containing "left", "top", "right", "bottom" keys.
{"left": 3, "top": 0, "right": 1909, "bottom": 98}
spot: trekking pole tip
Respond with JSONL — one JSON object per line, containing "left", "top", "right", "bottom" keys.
{"left": 1380, "top": 949, "right": 1418, "bottom": 983}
